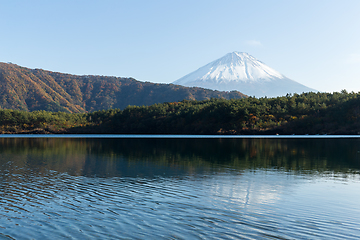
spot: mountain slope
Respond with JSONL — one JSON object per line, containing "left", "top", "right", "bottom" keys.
{"left": 0, "top": 62, "right": 247, "bottom": 113}
{"left": 173, "top": 52, "right": 316, "bottom": 97}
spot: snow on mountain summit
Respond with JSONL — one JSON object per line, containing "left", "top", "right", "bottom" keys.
{"left": 173, "top": 52, "right": 316, "bottom": 97}
{"left": 174, "top": 52, "right": 284, "bottom": 85}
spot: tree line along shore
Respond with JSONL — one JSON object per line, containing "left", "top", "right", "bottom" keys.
{"left": 0, "top": 91, "right": 359, "bottom": 135}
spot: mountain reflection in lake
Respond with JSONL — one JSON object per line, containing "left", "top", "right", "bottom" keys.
{"left": 0, "top": 137, "right": 360, "bottom": 239}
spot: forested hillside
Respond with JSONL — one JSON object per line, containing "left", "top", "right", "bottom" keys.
{"left": 0, "top": 62, "right": 247, "bottom": 113}
{"left": 89, "top": 91, "right": 360, "bottom": 135}
{"left": 1, "top": 91, "right": 359, "bottom": 135}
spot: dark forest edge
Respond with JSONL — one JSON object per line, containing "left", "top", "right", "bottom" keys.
{"left": 1, "top": 91, "right": 360, "bottom": 135}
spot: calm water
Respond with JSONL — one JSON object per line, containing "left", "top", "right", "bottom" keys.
{"left": 0, "top": 136, "right": 360, "bottom": 239}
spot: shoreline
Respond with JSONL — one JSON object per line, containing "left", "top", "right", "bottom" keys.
{"left": 1, "top": 133, "right": 360, "bottom": 139}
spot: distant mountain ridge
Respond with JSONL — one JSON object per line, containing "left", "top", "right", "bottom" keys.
{"left": 0, "top": 62, "right": 247, "bottom": 113}
{"left": 173, "top": 52, "right": 316, "bottom": 97}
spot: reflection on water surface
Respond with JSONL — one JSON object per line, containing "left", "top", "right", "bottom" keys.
{"left": 0, "top": 137, "right": 360, "bottom": 239}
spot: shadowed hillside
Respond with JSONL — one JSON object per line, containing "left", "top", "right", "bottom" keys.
{"left": 0, "top": 62, "right": 247, "bottom": 113}
{"left": 0, "top": 91, "right": 360, "bottom": 135}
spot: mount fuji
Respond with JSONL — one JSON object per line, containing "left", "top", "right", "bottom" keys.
{"left": 173, "top": 52, "right": 316, "bottom": 97}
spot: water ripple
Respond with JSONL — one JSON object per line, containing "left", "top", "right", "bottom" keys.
{"left": 0, "top": 168, "right": 359, "bottom": 239}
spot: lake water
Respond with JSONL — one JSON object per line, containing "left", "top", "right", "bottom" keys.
{"left": 0, "top": 136, "right": 360, "bottom": 239}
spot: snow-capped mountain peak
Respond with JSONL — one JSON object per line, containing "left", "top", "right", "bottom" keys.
{"left": 173, "top": 52, "right": 316, "bottom": 97}
{"left": 174, "top": 52, "right": 284, "bottom": 85}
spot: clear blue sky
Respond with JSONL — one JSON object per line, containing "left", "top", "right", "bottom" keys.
{"left": 1, "top": 0, "right": 360, "bottom": 93}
